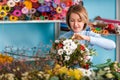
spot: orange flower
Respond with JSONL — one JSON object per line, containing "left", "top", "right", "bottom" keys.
{"left": 0, "top": 54, "right": 14, "bottom": 64}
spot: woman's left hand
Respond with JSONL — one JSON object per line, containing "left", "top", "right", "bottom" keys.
{"left": 72, "top": 33, "right": 90, "bottom": 41}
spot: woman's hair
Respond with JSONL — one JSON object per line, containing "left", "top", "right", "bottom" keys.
{"left": 66, "top": 4, "right": 89, "bottom": 30}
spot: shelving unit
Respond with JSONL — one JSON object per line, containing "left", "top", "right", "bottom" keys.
{"left": 0, "top": 20, "right": 65, "bottom": 24}
{"left": 0, "top": 20, "right": 65, "bottom": 40}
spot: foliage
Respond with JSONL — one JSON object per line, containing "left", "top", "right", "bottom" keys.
{"left": 91, "top": 59, "right": 120, "bottom": 80}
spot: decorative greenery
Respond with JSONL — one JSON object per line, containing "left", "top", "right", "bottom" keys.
{"left": 91, "top": 59, "right": 120, "bottom": 80}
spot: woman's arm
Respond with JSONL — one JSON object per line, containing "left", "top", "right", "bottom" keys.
{"left": 72, "top": 31, "right": 116, "bottom": 50}
{"left": 90, "top": 36, "right": 116, "bottom": 50}
{"left": 88, "top": 31, "right": 116, "bottom": 50}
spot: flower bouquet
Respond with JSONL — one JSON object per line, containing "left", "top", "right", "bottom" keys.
{"left": 50, "top": 38, "right": 96, "bottom": 69}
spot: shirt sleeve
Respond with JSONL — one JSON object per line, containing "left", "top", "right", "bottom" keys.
{"left": 88, "top": 31, "right": 116, "bottom": 50}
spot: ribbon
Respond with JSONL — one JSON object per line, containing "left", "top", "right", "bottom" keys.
{"left": 56, "top": 6, "right": 62, "bottom": 13}
{"left": 31, "top": 0, "right": 38, "bottom": 3}
{"left": 54, "top": 0, "right": 60, "bottom": 4}
{"left": 12, "top": 9, "right": 22, "bottom": 17}
{"left": 3, "top": 16, "right": 9, "bottom": 20}
{"left": 34, "top": 11, "right": 41, "bottom": 17}
{"left": 38, "top": 0, "right": 44, "bottom": 3}
{"left": 0, "top": 10, "right": 7, "bottom": 18}
{"left": 18, "top": 14, "right": 26, "bottom": 20}
{"left": 2, "top": 5, "right": 11, "bottom": 12}
{"left": 23, "top": 0, "right": 32, "bottom": 10}
{"left": 0, "top": 0, "right": 7, "bottom": 5}
{"left": 9, "top": 15, "right": 18, "bottom": 21}
{"left": 60, "top": 3, "right": 66, "bottom": 9}
{"left": 45, "top": 0, "right": 51, "bottom": 2}
{"left": 32, "top": 2, "right": 40, "bottom": 9}
{"left": 13, "top": 0, "right": 20, "bottom": 2}
{"left": 7, "top": 0, "right": 16, "bottom": 7}
{"left": 21, "top": 7, "right": 29, "bottom": 14}
{"left": 29, "top": 8, "right": 36, "bottom": 14}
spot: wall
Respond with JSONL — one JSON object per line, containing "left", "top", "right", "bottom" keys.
{"left": 83, "top": 0, "right": 116, "bottom": 64}
{"left": 0, "top": 23, "right": 55, "bottom": 56}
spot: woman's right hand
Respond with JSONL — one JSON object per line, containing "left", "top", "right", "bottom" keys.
{"left": 72, "top": 33, "right": 84, "bottom": 40}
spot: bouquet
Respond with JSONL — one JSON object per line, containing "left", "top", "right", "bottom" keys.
{"left": 50, "top": 38, "right": 96, "bottom": 69}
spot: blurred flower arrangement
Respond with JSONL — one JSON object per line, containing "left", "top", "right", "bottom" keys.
{"left": 50, "top": 38, "right": 96, "bottom": 69}
{"left": 0, "top": 38, "right": 120, "bottom": 80}
{"left": 91, "top": 59, "right": 120, "bottom": 80}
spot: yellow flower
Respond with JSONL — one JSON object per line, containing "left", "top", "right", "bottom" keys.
{"left": 73, "top": 69, "right": 83, "bottom": 80}
{"left": 46, "top": 70, "right": 52, "bottom": 75}
{"left": 67, "top": 68, "right": 74, "bottom": 76}
{"left": 58, "top": 66, "right": 68, "bottom": 74}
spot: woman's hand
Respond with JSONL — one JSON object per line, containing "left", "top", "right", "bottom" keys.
{"left": 72, "top": 33, "right": 84, "bottom": 40}
{"left": 72, "top": 33, "right": 90, "bottom": 41}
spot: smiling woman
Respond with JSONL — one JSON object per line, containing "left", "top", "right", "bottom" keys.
{"left": 59, "top": 4, "right": 116, "bottom": 50}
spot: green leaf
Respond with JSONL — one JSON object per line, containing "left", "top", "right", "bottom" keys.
{"left": 50, "top": 76, "right": 59, "bottom": 80}
{"left": 81, "top": 76, "right": 90, "bottom": 80}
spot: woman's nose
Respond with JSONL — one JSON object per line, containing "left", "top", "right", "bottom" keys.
{"left": 74, "top": 21, "right": 78, "bottom": 26}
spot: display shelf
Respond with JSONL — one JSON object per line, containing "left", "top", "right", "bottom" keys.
{"left": 0, "top": 20, "right": 66, "bottom": 24}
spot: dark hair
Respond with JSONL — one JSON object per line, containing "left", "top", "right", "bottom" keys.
{"left": 66, "top": 4, "right": 89, "bottom": 30}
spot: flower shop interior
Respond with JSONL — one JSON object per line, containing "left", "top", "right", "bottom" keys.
{"left": 0, "top": 0, "right": 120, "bottom": 80}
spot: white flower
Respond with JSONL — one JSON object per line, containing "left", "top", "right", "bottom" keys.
{"left": 58, "top": 49, "right": 64, "bottom": 55}
{"left": 63, "top": 39, "right": 72, "bottom": 46}
{"left": 5, "top": 73, "right": 15, "bottom": 80}
{"left": 22, "top": 72, "right": 29, "bottom": 76}
{"left": 84, "top": 55, "right": 92, "bottom": 62}
{"left": 55, "top": 40, "right": 59, "bottom": 43}
{"left": 63, "top": 45, "right": 70, "bottom": 52}
{"left": 104, "top": 67, "right": 111, "bottom": 73}
{"left": 70, "top": 41, "right": 77, "bottom": 50}
{"left": 21, "top": 77, "right": 29, "bottom": 80}
{"left": 77, "top": 68, "right": 92, "bottom": 77}
{"left": 66, "top": 49, "right": 73, "bottom": 55}
{"left": 64, "top": 56, "right": 70, "bottom": 61}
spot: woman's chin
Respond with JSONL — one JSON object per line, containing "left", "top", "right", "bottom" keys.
{"left": 73, "top": 30, "right": 80, "bottom": 33}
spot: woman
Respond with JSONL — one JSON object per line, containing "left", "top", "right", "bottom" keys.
{"left": 59, "top": 4, "right": 116, "bottom": 50}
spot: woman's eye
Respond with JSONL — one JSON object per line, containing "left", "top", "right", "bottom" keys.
{"left": 70, "top": 19, "right": 74, "bottom": 22}
{"left": 78, "top": 19, "right": 82, "bottom": 22}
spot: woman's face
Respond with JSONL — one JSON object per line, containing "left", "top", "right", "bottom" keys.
{"left": 69, "top": 13, "right": 84, "bottom": 33}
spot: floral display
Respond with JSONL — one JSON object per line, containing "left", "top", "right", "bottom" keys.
{"left": 50, "top": 38, "right": 96, "bottom": 69}
{"left": 0, "top": 39, "right": 119, "bottom": 80}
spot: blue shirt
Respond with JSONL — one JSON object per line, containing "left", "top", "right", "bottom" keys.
{"left": 59, "top": 30, "right": 116, "bottom": 50}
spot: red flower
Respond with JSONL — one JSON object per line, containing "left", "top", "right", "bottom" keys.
{"left": 57, "top": 43, "right": 63, "bottom": 49}
{"left": 83, "top": 64, "right": 90, "bottom": 69}
{"left": 80, "top": 45, "right": 85, "bottom": 51}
